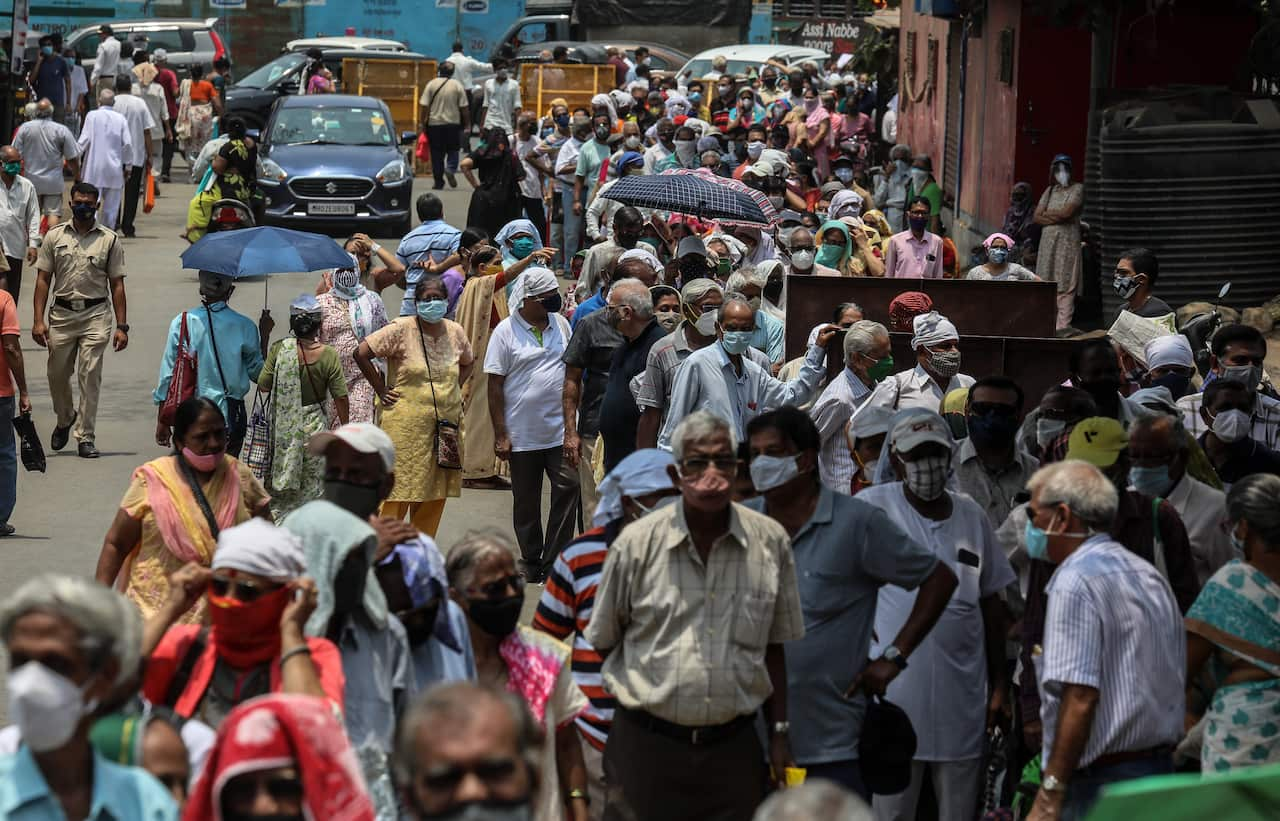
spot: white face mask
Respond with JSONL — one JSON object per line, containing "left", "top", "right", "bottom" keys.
{"left": 900, "top": 454, "right": 950, "bottom": 501}
{"left": 910, "top": 168, "right": 929, "bottom": 189}
{"left": 693, "top": 309, "right": 719, "bottom": 336}
{"left": 8, "top": 661, "right": 99, "bottom": 752}
{"left": 1035, "top": 417, "right": 1067, "bottom": 449}
{"left": 750, "top": 453, "right": 801, "bottom": 492}
{"left": 1054, "top": 169, "right": 1070, "bottom": 186}
{"left": 1212, "top": 408, "right": 1252, "bottom": 444}
{"left": 789, "top": 249, "right": 815, "bottom": 271}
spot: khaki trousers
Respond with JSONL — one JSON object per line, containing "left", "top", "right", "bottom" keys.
{"left": 577, "top": 434, "right": 601, "bottom": 527}
{"left": 46, "top": 304, "right": 112, "bottom": 444}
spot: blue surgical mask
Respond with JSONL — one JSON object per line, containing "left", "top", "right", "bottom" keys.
{"left": 1128, "top": 464, "right": 1175, "bottom": 498}
{"left": 721, "top": 330, "right": 753, "bottom": 355}
{"left": 1024, "top": 517, "right": 1051, "bottom": 562}
{"left": 987, "top": 246, "right": 1009, "bottom": 265}
{"left": 415, "top": 299, "right": 447, "bottom": 323}
{"left": 834, "top": 167, "right": 854, "bottom": 184}
{"left": 510, "top": 237, "right": 536, "bottom": 260}
{"left": 41, "top": 46, "right": 52, "bottom": 56}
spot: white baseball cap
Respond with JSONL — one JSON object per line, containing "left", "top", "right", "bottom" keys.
{"left": 890, "top": 413, "right": 952, "bottom": 454}
{"left": 153, "top": 48, "right": 168, "bottom": 61}
{"left": 307, "top": 422, "right": 395, "bottom": 472}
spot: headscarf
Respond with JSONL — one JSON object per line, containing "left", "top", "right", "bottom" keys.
{"left": 591, "top": 93, "right": 617, "bottom": 126}
{"left": 184, "top": 694, "right": 374, "bottom": 821}
{"left": 608, "top": 88, "right": 632, "bottom": 115}
{"left": 1002, "top": 181, "right": 1036, "bottom": 240}
{"left": 494, "top": 218, "right": 544, "bottom": 254}
{"left": 889, "top": 291, "right": 934, "bottom": 330}
{"left": 289, "top": 292, "right": 320, "bottom": 317}
{"left": 135, "top": 62, "right": 158, "bottom": 86}
{"left": 508, "top": 266, "right": 559, "bottom": 310}
{"left": 212, "top": 518, "right": 307, "bottom": 581}
{"left": 766, "top": 98, "right": 793, "bottom": 128}
{"left": 382, "top": 535, "right": 462, "bottom": 652}
{"left": 706, "top": 231, "right": 747, "bottom": 266}
{"left": 828, "top": 189, "right": 864, "bottom": 220}
{"left": 664, "top": 92, "right": 690, "bottom": 119}
{"left": 983, "top": 232, "right": 1014, "bottom": 249}
{"left": 474, "top": 126, "right": 512, "bottom": 160}
{"left": 1145, "top": 335, "right": 1195, "bottom": 370}
{"left": 592, "top": 449, "right": 676, "bottom": 526}
{"left": 544, "top": 96, "right": 568, "bottom": 123}
{"left": 862, "top": 210, "right": 892, "bottom": 253}
{"left": 733, "top": 225, "right": 777, "bottom": 267}
{"left": 330, "top": 259, "right": 386, "bottom": 342}
{"left": 617, "top": 246, "right": 662, "bottom": 275}
{"left": 910, "top": 310, "right": 959, "bottom": 350}
{"left": 816, "top": 219, "right": 852, "bottom": 271}
{"left": 281, "top": 500, "right": 389, "bottom": 636}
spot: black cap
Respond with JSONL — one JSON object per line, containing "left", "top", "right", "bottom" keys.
{"left": 859, "top": 696, "right": 917, "bottom": 794}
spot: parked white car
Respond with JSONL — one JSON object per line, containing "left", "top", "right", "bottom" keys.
{"left": 677, "top": 44, "right": 830, "bottom": 81}
{"left": 285, "top": 36, "right": 406, "bottom": 53}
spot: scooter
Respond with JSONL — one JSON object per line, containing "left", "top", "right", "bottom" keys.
{"left": 1179, "top": 282, "right": 1231, "bottom": 378}
{"left": 206, "top": 198, "right": 256, "bottom": 234}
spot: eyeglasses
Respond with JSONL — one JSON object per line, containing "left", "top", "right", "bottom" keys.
{"left": 210, "top": 574, "right": 284, "bottom": 603}
{"left": 222, "top": 774, "right": 304, "bottom": 806}
{"left": 466, "top": 574, "right": 524, "bottom": 599}
{"left": 418, "top": 758, "right": 520, "bottom": 793}
{"left": 679, "top": 456, "right": 739, "bottom": 475}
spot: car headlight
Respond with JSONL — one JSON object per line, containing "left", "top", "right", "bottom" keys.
{"left": 377, "top": 159, "right": 409, "bottom": 184}
{"left": 258, "top": 158, "right": 287, "bottom": 182}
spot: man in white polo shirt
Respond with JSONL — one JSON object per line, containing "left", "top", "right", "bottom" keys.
{"left": 484, "top": 266, "right": 579, "bottom": 583}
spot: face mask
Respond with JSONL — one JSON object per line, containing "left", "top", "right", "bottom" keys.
{"left": 834, "top": 167, "right": 854, "bottom": 184}
{"left": 967, "top": 411, "right": 1019, "bottom": 448}
{"left": 323, "top": 477, "right": 383, "bottom": 519}
{"left": 1036, "top": 418, "right": 1067, "bottom": 450}
{"left": 895, "top": 159, "right": 910, "bottom": 174}
{"left": 656, "top": 309, "right": 680, "bottom": 332}
{"left": 721, "top": 330, "right": 753, "bottom": 356}
{"left": 1129, "top": 464, "right": 1175, "bottom": 497}
{"left": 927, "top": 349, "right": 963, "bottom": 379}
{"left": 417, "top": 299, "right": 448, "bottom": 323}
{"left": 1024, "top": 517, "right": 1051, "bottom": 562}
{"left": 865, "top": 354, "right": 894, "bottom": 382}
{"left": 762, "top": 76, "right": 777, "bottom": 89}
{"left": 1150, "top": 371, "right": 1192, "bottom": 400}
{"left": 693, "top": 308, "right": 719, "bottom": 336}
{"left": 594, "top": 125, "right": 610, "bottom": 141}
{"left": 908, "top": 214, "right": 929, "bottom": 233}
{"left": 790, "top": 248, "right": 815, "bottom": 271}
{"left": 536, "top": 292, "right": 563, "bottom": 314}
{"left": 423, "top": 799, "right": 534, "bottom": 821}
{"left": 719, "top": 85, "right": 733, "bottom": 98}
{"left": 987, "top": 247, "right": 1009, "bottom": 265}
{"left": 1220, "top": 364, "right": 1261, "bottom": 392}
{"left": 510, "top": 237, "right": 536, "bottom": 260}
{"left": 815, "top": 245, "right": 844, "bottom": 268}
{"left": 182, "top": 446, "right": 223, "bottom": 472}
{"left": 7, "top": 661, "right": 98, "bottom": 752}
{"left": 41, "top": 45, "right": 53, "bottom": 56}
{"left": 554, "top": 113, "right": 569, "bottom": 128}
{"left": 910, "top": 168, "right": 929, "bottom": 189}
{"left": 1113, "top": 276, "right": 1139, "bottom": 299}
{"left": 630, "top": 494, "right": 678, "bottom": 520}
{"left": 750, "top": 453, "right": 801, "bottom": 492}
{"left": 1, "top": 161, "right": 18, "bottom": 177}
{"left": 624, "top": 135, "right": 643, "bottom": 150}
{"left": 803, "top": 98, "right": 819, "bottom": 112}
{"left": 290, "top": 314, "right": 320, "bottom": 337}
{"left": 208, "top": 584, "right": 292, "bottom": 668}
{"left": 71, "top": 202, "right": 96, "bottom": 221}
{"left": 398, "top": 601, "right": 441, "bottom": 647}
{"left": 747, "top": 141, "right": 765, "bottom": 160}
{"left": 902, "top": 455, "right": 949, "bottom": 501}
{"left": 1211, "top": 408, "right": 1251, "bottom": 443}
{"left": 467, "top": 594, "right": 523, "bottom": 637}
{"left": 674, "top": 140, "right": 697, "bottom": 163}
{"left": 1055, "top": 169, "right": 1070, "bottom": 186}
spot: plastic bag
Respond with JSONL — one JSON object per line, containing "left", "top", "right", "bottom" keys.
{"left": 415, "top": 132, "right": 430, "bottom": 164}
{"left": 143, "top": 171, "right": 156, "bottom": 214}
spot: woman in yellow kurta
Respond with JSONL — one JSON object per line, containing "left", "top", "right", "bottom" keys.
{"left": 355, "top": 275, "right": 474, "bottom": 536}
{"left": 95, "top": 397, "right": 271, "bottom": 623}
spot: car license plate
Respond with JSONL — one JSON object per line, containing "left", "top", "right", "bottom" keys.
{"left": 308, "top": 202, "right": 355, "bottom": 215}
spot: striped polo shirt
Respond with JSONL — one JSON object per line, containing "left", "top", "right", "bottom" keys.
{"left": 532, "top": 525, "right": 614, "bottom": 750}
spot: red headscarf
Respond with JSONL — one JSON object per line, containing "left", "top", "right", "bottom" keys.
{"left": 888, "top": 291, "right": 934, "bottom": 332}
{"left": 183, "top": 694, "right": 374, "bottom": 821}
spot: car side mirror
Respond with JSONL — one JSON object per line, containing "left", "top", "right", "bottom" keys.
{"left": 246, "top": 129, "right": 261, "bottom": 141}
{"left": 400, "top": 131, "right": 417, "bottom": 146}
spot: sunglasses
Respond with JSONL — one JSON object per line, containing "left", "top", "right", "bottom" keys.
{"left": 222, "top": 775, "right": 304, "bottom": 806}
{"left": 419, "top": 758, "right": 519, "bottom": 792}
{"left": 210, "top": 574, "right": 283, "bottom": 603}
{"left": 466, "top": 574, "right": 524, "bottom": 599}
{"left": 679, "top": 456, "right": 739, "bottom": 476}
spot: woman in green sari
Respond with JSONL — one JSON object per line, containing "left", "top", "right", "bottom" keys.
{"left": 1185, "top": 473, "right": 1280, "bottom": 773}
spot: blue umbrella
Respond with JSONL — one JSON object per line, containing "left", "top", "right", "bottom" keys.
{"left": 180, "top": 226, "right": 353, "bottom": 277}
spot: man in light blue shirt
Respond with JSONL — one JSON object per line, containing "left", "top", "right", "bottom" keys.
{"left": 657, "top": 296, "right": 835, "bottom": 450}
{"left": 0, "top": 574, "right": 178, "bottom": 821}
{"left": 153, "top": 270, "right": 267, "bottom": 456}
{"left": 394, "top": 193, "right": 461, "bottom": 316}
{"left": 725, "top": 270, "right": 785, "bottom": 365}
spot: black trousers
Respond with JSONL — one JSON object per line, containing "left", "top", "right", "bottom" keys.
{"left": 161, "top": 136, "right": 176, "bottom": 179}
{"left": 507, "top": 446, "right": 579, "bottom": 577}
{"left": 425, "top": 123, "right": 462, "bottom": 181}
{"left": 2, "top": 257, "right": 20, "bottom": 303}
{"left": 120, "top": 165, "right": 146, "bottom": 235}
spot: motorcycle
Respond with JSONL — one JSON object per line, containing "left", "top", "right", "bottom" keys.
{"left": 1179, "top": 281, "right": 1231, "bottom": 378}
{"left": 205, "top": 198, "right": 256, "bottom": 235}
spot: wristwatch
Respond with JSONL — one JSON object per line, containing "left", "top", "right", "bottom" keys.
{"left": 771, "top": 721, "right": 790, "bottom": 735}
{"left": 881, "top": 645, "right": 908, "bottom": 670}
{"left": 116, "top": 323, "right": 130, "bottom": 334}
{"left": 1041, "top": 774, "right": 1066, "bottom": 794}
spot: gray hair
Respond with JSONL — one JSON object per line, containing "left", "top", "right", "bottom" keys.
{"left": 681, "top": 277, "right": 722, "bottom": 305}
{"left": 717, "top": 291, "right": 753, "bottom": 323}
{"left": 445, "top": 531, "right": 518, "bottom": 591}
{"left": 98, "top": 88, "right": 115, "bottom": 107}
{"left": 726, "top": 268, "right": 767, "bottom": 293}
{"left": 671, "top": 410, "right": 736, "bottom": 461}
{"left": 843, "top": 319, "right": 889, "bottom": 362}
{"left": 753, "top": 779, "right": 873, "bottom": 821}
{"left": 1128, "top": 414, "right": 1187, "bottom": 453}
{"left": 393, "top": 681, "right": 544, "bottom": 788}
{"left": 0, "top": 575, "right": 142, "bottom": 685}
{"left": 609, "top": 277, "right": 654, "bottom": 319}
{"left": 1227, "top": 473, "right": 1280, "bottom": 551}
{"left": 1027, "top": 460, "right": 1119, "bottom": 531}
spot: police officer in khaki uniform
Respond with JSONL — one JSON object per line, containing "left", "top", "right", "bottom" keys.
{"left": 31, "top": 181, "right": 128, "bottom": 458}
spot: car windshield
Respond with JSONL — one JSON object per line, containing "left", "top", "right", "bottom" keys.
{"left": 236, "top": 53, "right": 307, "bottom": 89}
{"left": 682, "top": 58, "right": 769, "bottom": 79}
{"left": 270, "top": 106, "right": 393, "bottom": 146}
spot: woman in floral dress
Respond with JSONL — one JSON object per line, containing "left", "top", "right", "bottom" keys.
{"left": 1034, "top": 153, "right": 1085, "bottom": 331}
{"left": 318, "top": 263, "right": 388, "bottom": 424}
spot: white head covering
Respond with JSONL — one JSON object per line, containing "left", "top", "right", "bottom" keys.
{"left": 508, "top": 266, "right": 559, "bottom": 310}
{"left": 829, "top": 189, "right": 864, "bottom": 220}
{"left": 706, "top": 232, "right": 747, "bottom": 266}
{"left": 591, "top": 92, "right": 617, "bottom": 125}
{"left": 212, "top": 519, "right": 307, "bottom": 581}
{"left": 1144, "top": 335, "right": 1194, "bottom": 370}
{"left": 759, "top": 148, "right": 791, "bottom": 175}
{"left": 910, "top": 310, "right": 959, "bottom": 350}
{"left": 664, "top": 92, "right": 689, "bottom": 118}
{"left": 494, "top": 218, "right": 544, "bottom": 252}
{"left": 289, "top": 292, "right": 321, "bottom": 316}
{"left": 592, "top": 449, "right": 677, "bottom": 526}
{"left": 617, "top": 247, "right": 662, "bottom": 275}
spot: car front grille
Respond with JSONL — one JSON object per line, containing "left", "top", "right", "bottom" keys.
{"left": 288, "top": 178, "right": 374, "bottom": 199}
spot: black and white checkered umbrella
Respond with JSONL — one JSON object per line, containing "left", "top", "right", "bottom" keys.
{"left": 601, "top": 168, "right": 778, "bottom": 227}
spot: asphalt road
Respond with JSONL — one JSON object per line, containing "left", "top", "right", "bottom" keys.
{"left": 2, "top": 173, "right": 524, "bottom": 604}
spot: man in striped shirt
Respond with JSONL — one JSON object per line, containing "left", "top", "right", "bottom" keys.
{"left": 1026, "top": 461, "right": 1184, "bottom": 821}
{"left": 392, "top": 193, "right": 461, "bottom": 317}
{"left": 533, "top": 449, "right": 679, "bottom": 813}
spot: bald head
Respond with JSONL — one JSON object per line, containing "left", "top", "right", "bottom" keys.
{"left": 0, "top": 146, "right": 19, "bottom": 166}
{"left": 35, "top": 98, "right": 53, "bottom": 118}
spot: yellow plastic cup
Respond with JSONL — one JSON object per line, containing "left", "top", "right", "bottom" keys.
{"left": 785, "top": 766, "right": 807, "bottom": 787}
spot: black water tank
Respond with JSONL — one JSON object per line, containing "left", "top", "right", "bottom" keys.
{"left": 1096, "top": 95, "right": 1280, "bottom": 316}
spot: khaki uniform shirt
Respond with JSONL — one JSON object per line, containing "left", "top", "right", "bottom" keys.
{"left": 419, "top": 77, "right": 468, "bottom": 127}
{"left": 37, "top": 220, "right": 124, "bottom": 302}
{"left": 586, "top": 501, "right": 805, "bottom": 727}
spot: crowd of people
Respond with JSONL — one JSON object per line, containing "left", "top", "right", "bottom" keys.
{"left": 0, "top": 38, "right": 1277, "bottom": 821}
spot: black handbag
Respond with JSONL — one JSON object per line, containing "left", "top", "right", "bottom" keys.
{"left": 12, "top": 412, "right": 45, "bottom": 473}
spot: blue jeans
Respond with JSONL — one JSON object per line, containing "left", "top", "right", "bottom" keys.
{"left": 1063, "top": 753, "right": 1172, "bottom": 820}
{"left": 560, "top": 181, "right": 585, "bottom": 269}
{"left": 803, "top": 759, "right": 869, "bottom": 800}
{"left": 0, "top": 396, "right": 16, "bottom": 525}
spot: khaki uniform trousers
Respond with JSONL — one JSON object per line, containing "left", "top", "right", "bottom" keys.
{"left": 46, "top": 303, "right": 112, "bottom": 444}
